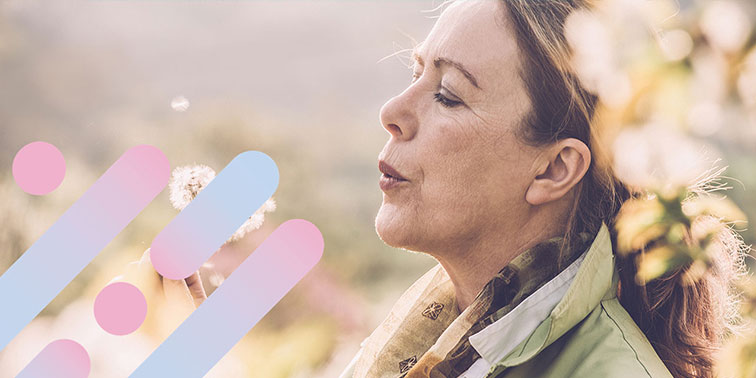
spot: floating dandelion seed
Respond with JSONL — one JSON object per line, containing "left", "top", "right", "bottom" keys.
{"left": 171, "top": 96, "right": 190, "bottom": 112}
{"left": 167, "top": 164, "right": 276, "bottom": 243}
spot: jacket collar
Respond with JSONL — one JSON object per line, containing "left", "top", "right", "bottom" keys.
{"left": 488, "top": 223, "right": 617, "bottom": 368}
{"left": 468, "top": 242, "right": 589, "bottom": 365}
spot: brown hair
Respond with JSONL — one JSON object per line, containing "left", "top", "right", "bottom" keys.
{"left": 500, "top": 0, "right": 744, "bottom": 377}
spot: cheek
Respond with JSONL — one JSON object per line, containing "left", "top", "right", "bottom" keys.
{"left": 418, "top": 120, "right": 532, "bottom": 221}
{"left": 375, "top": 114, "right": 534, "bottom": 251}
{"left": 422, "top": 120, "right": 514, "bottom": 195}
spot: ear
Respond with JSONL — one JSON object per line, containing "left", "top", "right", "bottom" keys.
{"left": 525, "top": 138, "right": 591, "bottom": 206}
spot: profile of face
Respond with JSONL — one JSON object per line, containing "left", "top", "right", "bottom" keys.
{"left": 375, "top": 0, "right": 589, "bottom": 256}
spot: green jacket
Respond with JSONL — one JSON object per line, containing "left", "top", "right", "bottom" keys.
{"left": 480, "top": 224, "right": 672, "bottom": 378}
{"left": 341, "top": 225, "right": 673, "bottom": 377}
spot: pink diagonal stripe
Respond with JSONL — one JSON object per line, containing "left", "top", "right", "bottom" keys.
{"left": 17, "top": 339, "right": 90, "bottom": 378}
{"left": 131, "top": 219, "right": 323, "bottom": 377}
{"left": 0, "top": 145, "right": 170, "bottom": 351}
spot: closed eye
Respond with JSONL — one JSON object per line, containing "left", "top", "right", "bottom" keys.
{"left": 410, "top": 65, "right": 464, "bottom": 109}
{"left": 434, "top": 93, "right": 462, "bottom": 108}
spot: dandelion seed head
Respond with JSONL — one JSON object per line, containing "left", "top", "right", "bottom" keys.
{"left": 226, "top": 198, "right": 276, "bottom": 243}
{"left": 168, "top": 164, "right": 276, "bottom": 242}
{"left": 168, "top": 164, "right": 216, "bottom": 210}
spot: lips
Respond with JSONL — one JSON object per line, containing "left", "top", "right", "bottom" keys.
{"left": 378, "top": 160, "right": 409, "bottom": 191}
{"left": 378, "top": 160, "right": 408, "bottom": 181}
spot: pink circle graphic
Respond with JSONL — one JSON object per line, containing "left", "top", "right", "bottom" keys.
{"left": 12, "top": 141, "right": 66, "bottom": 195}
{"left": 94, "top": 282, "right": 147, "bottom": 335}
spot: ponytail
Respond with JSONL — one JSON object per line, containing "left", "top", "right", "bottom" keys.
{"left": 614, "top": 196, "right": 745, "bottom": 378}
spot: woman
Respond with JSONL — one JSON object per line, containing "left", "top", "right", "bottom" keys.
{"left": 125, "top": 0, "right": 740, "bottom": 376}
{"left": 337, "top": 0, "right": 741, "bottom": 377}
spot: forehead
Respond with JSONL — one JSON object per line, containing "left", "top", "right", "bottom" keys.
{"left": 415, "top": 0, "right": 522, "bottom": 89}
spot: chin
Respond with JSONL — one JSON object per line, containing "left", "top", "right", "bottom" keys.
{"left": 376, "top": 200, "right": 473, "bottom": 256}
{"left": 375, "top": 202, "right": 416, "bottom": 249}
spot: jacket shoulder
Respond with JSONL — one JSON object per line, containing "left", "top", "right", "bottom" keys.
{"left": 561, "top": 298, "right": 673, "bottom": 378}
{"left": 576, "top": 298, "right": 672, "bottom": 377}
{"left": 499, "top": 298, "right": 673, "bottom": 378}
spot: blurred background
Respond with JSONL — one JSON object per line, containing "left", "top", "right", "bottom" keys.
{"left": 0, "top": 0, "right": 754, "bottom": 377}
{"left": 0, "top": 1, "right": 442, "bottom": 376}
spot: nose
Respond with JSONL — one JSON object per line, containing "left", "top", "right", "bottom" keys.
{"left": 379, "top": 89, "right": 419, "bottom": 141}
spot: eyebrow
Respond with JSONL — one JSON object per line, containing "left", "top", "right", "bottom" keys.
{"left": 412, "top": 49, "right": 482, "bottom": 90}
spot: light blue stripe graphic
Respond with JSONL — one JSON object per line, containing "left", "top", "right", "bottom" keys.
{"left": 130, "top": 219, "right": 324, "bottom": 378}
{"left": 0, "top": 145, "right": 169, "bottom": 351}
{"left": 149, "top": 151, "right": 279, "bottom": 280}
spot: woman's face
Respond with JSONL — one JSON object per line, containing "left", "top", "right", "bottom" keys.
{"left": 375, "top": 0, "right": 542, "bottom": 254}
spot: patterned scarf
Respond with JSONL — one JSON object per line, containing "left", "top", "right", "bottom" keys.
{"left": 352, "top": 234, "right": 593, "bottom": 378}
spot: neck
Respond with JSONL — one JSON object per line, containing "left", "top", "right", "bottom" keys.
{"left": 434, "top": 215, "right": 563, "bottom": 313}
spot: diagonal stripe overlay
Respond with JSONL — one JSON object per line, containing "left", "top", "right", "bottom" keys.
{"left": 17, "top": 339, "right": 90, "bottom": 378}
{"left": 0, "top": 145, "right": 170, "bottom": 351}
{"left": 149, "top": 151, "right": 279, "bottom": 280}
{"left": 130, "top": 219, "right": 324, "bottom": 377}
